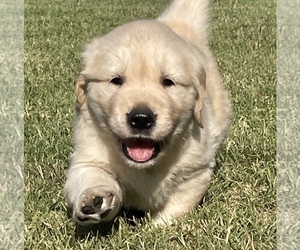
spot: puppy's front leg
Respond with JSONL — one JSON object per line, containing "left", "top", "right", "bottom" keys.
{"left": 64, "top": 164, "right": 123, "bottom": 225}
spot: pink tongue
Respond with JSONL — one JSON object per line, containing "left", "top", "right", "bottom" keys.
{"left": 127, "top": 140, "right": 155, "bottom": 162}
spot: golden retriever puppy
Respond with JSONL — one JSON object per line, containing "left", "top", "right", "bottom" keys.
{"left": 65, "top": 0, "right": 231, "bottom": 226}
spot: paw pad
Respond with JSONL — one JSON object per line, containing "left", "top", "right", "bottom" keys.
{"left": 74, "top": 187, "right": 121, "bottom": 225}
{"left": 93, "top": 196, "right": 103, "bottom": 207}
{"left": 81, "top": 206, "right": 95, "bottom": 215}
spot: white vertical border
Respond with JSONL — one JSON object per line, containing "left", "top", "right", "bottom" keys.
{"left": 277, "top": 0, "right": 300, "bottom": 249}
{"left": 0, "top": 0, "right": 24, "bottom": 249}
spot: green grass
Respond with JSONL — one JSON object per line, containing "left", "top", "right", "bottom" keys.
{"left": 25, "top": 0, "right": 276, "bottom": 249}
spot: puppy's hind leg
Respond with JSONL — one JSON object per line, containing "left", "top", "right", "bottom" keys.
{"left": 64, "top": 164, "right": 123, "bottom": 225}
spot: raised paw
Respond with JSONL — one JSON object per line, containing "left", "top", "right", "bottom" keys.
{"left": 74, "top": 185, "right": 121, "bottom": 225}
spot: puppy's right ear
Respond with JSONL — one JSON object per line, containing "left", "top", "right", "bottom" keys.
{"left": 75, "top": 73, "right": 87, "bottom": 111}
{"left": 193, "top": 68, "right": 206, "bottom": 128}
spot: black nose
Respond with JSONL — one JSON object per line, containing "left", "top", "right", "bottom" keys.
{"left": 127, "top": 107, "right": 156, "bottom": 131}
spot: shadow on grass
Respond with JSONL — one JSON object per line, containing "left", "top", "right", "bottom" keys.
{"left": 71, "top": 208, "right": 146, "bottom": 239}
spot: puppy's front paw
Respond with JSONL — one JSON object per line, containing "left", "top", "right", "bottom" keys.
{"left": 73, "top": 185, "right": 121, "bottom": 225}
{"left": 153, "top": 215, "right": 174, "bottom": 227}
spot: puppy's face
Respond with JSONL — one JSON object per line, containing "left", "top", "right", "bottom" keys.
{"left": 77, "top": 20, "right": 206, "bottom": 168}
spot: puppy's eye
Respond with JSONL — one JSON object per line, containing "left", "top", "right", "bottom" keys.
{"left": 162, "top": 78, "right": 175, "bottom": 87}
{"left": 110, "top": 76, "right": 124, "bottom": 86}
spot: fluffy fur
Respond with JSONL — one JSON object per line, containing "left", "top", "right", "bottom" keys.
{"left": 64, "top": 0, "right": 231, "bottom": 226}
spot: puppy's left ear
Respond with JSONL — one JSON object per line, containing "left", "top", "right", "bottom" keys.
{"left": 75, "top": 72, "right": 87, "bottom": 111}
{"left": 194, "top": 68, "right": 206, "bottom": 128}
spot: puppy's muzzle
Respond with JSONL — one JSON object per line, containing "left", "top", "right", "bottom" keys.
{"left": 122, "top": 107, "right": 161, "bottom": 163}
{"left": 127, "top": 107, "right": 156, "bottom": 133}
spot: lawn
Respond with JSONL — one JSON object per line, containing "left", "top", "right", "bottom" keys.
{"left": 25, "top": 0, "right": 276, "bottom": 249}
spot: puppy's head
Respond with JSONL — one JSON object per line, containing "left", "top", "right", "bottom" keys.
{"left": 76, "top": 20, "right": 206, "bottom": 168}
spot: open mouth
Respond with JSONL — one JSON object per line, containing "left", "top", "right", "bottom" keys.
{"left": 122, "top": 138, "right": 162, "bottom": 163}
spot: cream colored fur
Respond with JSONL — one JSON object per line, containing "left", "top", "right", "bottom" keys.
{"left": 64, "top": 0, "right": 231, "bottom": 226}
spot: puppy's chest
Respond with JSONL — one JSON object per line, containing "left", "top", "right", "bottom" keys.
{"left": 120, "top": 167, "right": 188, "bottom": 211}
